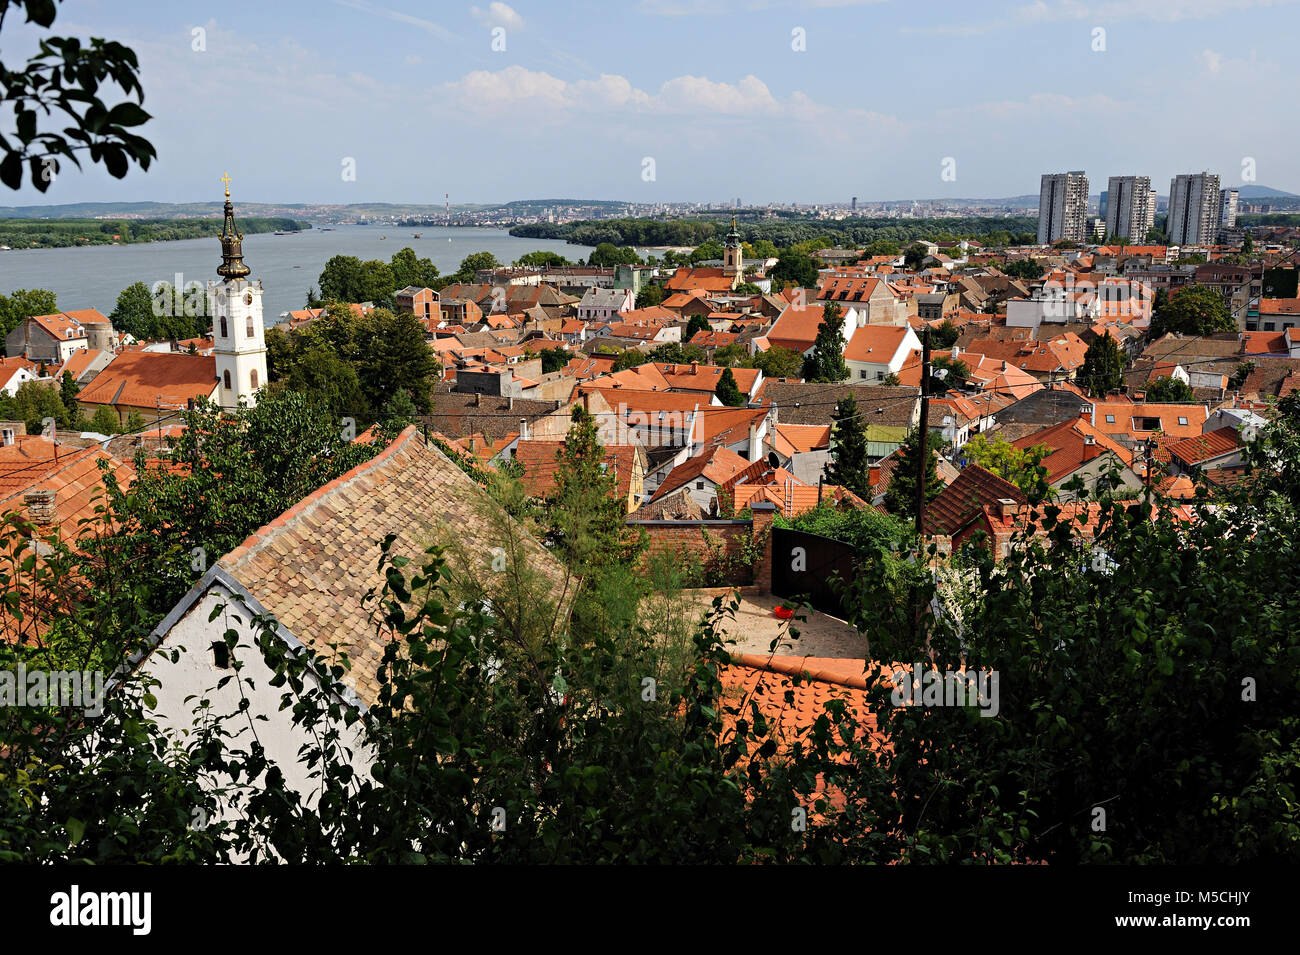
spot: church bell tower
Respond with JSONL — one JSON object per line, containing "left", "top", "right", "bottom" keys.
{"left": 723, "top": 215, "right": 744, "bottom": 288}
{"left": 208, "top": 175, "right": 267, "bottom": 409}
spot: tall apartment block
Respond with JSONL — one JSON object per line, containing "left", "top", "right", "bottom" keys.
{"left": 1167, "top": 172, "right": 1222, "bottom": 245}
{"left": 1037, "top": 171, "right": 1089, "bottom": 245}
{"left": 1221, "top": 188, "right": 1239, "bottom": 228}
{"left": 1104, "top": 175, "right": 1157, "bottom": 243}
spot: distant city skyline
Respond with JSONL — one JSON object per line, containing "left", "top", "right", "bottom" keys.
{"left": 3, "top": 0, "right": 1300, "bottom": 206}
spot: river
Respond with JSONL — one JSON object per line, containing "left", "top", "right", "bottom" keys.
{"left": 0, "top": 225, "right": 592, "bottom": 324}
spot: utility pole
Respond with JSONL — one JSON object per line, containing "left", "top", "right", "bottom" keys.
{"left": 914, "top": 324, "right": 931, "bottom": 538}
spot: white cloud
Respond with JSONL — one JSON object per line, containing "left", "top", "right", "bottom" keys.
{"left": 436, "top": 65, "right": 904, "bottom": 138}
{"left": 1203, "top": 48, "right": 1224, "bottom": 72}
{"left": 471, "top": 2, "right": 526, "bottom": 29}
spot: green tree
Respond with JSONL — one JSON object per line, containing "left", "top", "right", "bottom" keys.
{"left": 928, "top": 354, "right": 969, "bottom": 394}
{"left": 105, "top": 390, "right": 385, "bottom": 615}
{"left": 1242, "top": 233, "right": 1254, "bottom": 254}
{"left": 1151, "top": 285, "right": 1235, "bottom": 338}
{"left": 0, "top": 0, "right": 156, "bottom": 192}
{"left": 389, "top": 246, "right": 439, "bottom": 290}
{"left": 544, "top": 406, "right": 640, "bottom": 575}
{"left": 531, "top": 346, "right": 570, "bottom": 374}
{"left": 825, "top": 394, "right": 870, "bottom": 499}
{"left": 716, "top": 367, "right": 744, "bottom": 407}
{"left": 635, "top": 285, "right": 665, "bottom": 308}
{"left": 88, "top": 404, "right": 120, "bottom": 435}
{"left": 59, "top": 370, "right": 79, "bottom": 422}
{"left": 1002, "top": 258, "right": 1043, "bottom": 281}
{"left": 903, "top": 243, "right": 928, "bottom": 271}
{"left": 455, "top": 251, "right": 500, "bottom": 281}
{"left": 747, "top": 345, "right": 804, "bottom": 379}
{"left": 515, "top": 250, "right": 569, "bottom": 268}
{"left": 734, "top": 282, "right": 762, "bottom": 295}
{"left": 713, "top": 343, "right": 748, "bottom": 367}
{"left": 1080, "top": 332, "right": 1125, "bottom": 397}
{"left": 930, "top": 319, "right": 960, "bottom": 349}
{"left": 883, "top": 427, "right": 943, "bottom": 520}
{"left": 1145, "top": 375, "right": 1194, "bottom": 403}
{"left": 589, "top": 243, "right": 642, "bottom": 267}
{"left": 9, "top": 380, "right": 69, "bottom": 432}
{"left": 962, "top": 433, "right": 1049, "bottom": 502}
{"left": 802, "top": 302, "right": 849, "bottom": 382}
{"left": 770, "top": 250, "right": 818, "bottom": 290}
{"left": 685, "top": 314, "right": 711, "bottom": 341}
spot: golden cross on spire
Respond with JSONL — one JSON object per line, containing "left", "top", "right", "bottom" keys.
{"left": 219, "top": 172, "right": 232, "bottom": 197}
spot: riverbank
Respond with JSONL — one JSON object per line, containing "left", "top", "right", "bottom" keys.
{"left": 0, "top": 217, "right": 312, "bottom": 250}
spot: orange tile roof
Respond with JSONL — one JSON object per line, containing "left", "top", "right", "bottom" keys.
{"left": 1088, "top": 400, "right": 1207, "bottom": 440}
{"left": 0, "top": 441, "right": 134, "bottom": 536}
{"left": 76, "top": 352, "right": 218, "bottom": 410}
{"left": 651, "top": 446, "right": 751, "bottom": 501}
{"left": 1011, "top": 417, "right": 1133, "bottom": 484}
{"left": 513, "top": 440, "right": 640, "bottom": 503}
{"left": 1166, "top": 426, "right": 1241, "bottom": 466}
{"left": 768, "top": 302, "right": 839, "bottom": 353}
{"left": 843, "top": 324, "right": 911, "bottom": 363}
{"left": 1260, "top": 297, "right": 1300, "bottom": 315}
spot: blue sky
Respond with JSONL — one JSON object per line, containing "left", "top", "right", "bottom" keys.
{"left": 5, "top": 0, "right": 1299, "bottom": 205}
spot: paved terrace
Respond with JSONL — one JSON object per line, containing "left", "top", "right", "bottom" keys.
{"left": 682, "top": 590, "right": 869, "bottom": 660}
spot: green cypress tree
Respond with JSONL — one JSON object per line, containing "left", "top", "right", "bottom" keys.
{"left": 825, "top": 394, "right": 870, "bottom": 499}
{"left": 716, "top": 367, "right": 745, "bottom": 406}
{"left": 803, "top": 302, "right": 849, "bottom": 382}
{"left": 1080, "top": 331, "right": 1124, "bottom": 397}
{"left": 883, "top": 427, "right": 942, "bottom": 521}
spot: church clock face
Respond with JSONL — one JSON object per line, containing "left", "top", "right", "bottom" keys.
{"left": 244, "top": 292, "right": 253, "bottom": 305}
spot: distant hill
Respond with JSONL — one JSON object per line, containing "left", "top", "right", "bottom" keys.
{"left": 1237, "top": 185, "right": 1298, "bottom": 199}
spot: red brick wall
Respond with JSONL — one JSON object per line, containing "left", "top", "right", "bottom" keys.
{"left": 630, "top": 519, "right": 756, "bottom": 586}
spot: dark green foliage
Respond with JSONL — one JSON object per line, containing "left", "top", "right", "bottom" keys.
{"left": 1145, "top": 375, "right": 1194, "bottom": 403}
{"left": 1080, "top": 332, "right": 1125, "bottom": 397}
{"left": 1001, "top": 258, "right": 1044, "bottom": 280}
{"left": 824, "top": 394, "right": 870, "bottom": 498}
{"left": 883, "top": 427, "right": 943, "bottom": 520}
{"left": 716, "top": 367, "right": 744, "bottom": 407}
{"left": 771, "top": 251, "right": 819, "bottom": 289}
{"left": 802, "top": 303, "right": 849, "bottom": 382}
{"left": 267, "top": 304, "right": 439, "bottom": 423}
{"left": 588, "top": 243, "right": 642, "bottom": 267}
{"left": 1151, "top": 285, "right": 1235, "bottom": 338}
{"left": 930, "top": 319, "right": 960, "bottom": 349}
{"left": 0, "top": 0, "right": 156, "bottom": 192}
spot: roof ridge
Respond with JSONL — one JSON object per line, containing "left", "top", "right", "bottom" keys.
{"left": 731, "top": 652, "right": 875, "bottom": 690}
{"left": 220, "top": 426, "right": 421, "bottom": 570}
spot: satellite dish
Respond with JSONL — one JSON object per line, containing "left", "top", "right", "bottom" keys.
{"left": 767, "top": 451, "right": 780, "bottom": 469}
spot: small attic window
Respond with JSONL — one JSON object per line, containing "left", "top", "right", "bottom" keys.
{"left": 211, "top": 641, "right": 231, "bottom": 670}
{"left": 1105, "top": 414, "right": 1115, "bottom": 423}
{"left": 1178, "top": 416, "right": 1188, "bottom": 426}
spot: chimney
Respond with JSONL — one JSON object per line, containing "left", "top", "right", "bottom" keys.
{"left": 520, "top": 417, "right": 530, "bottom": 441}
{"left": 474, "top": 392, "right": 482, "bottom": 407}
{"left": 691, "top": 361, "right": 698, "bottom": 374}
{"left": 582, "top": 391, "right": 590, "bottom": 413}
{"left": 748, "top": 418, "right": 761, "bottom": 463}
{"left": 951, "top": 345, "right": 959, "bottom": 361}
{"left": 508, "top": 395, "right": 514, "bottom": 411}
{"left": 995, "top": 498, "right": 1017, "bottom": 521}
{"left": 25, "top": 489, "right": 55, "bottom": 526}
